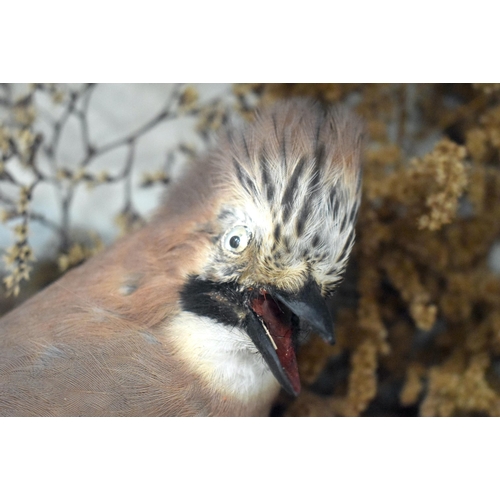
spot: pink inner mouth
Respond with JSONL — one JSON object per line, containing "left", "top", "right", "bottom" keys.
{"left": 250, "top": 289, "right": 301, "bottom": 394}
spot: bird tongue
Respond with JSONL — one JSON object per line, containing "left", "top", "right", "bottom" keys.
{"left": 250, "top": 290, "right": 301, "bottom": 394}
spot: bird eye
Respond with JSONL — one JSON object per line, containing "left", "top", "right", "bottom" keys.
{"left": 223, "top": 226, "right": 252, "bottom": 253}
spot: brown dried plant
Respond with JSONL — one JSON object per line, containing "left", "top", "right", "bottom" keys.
{"left": 258, "top": 83, "right": 500, "bottom": 416}
{"left": 0, "top": 83, "right": 231, "bottom": 302}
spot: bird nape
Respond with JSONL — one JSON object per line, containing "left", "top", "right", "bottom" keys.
{"left": 0, "top": 98, "right": 364, "bottom": 416}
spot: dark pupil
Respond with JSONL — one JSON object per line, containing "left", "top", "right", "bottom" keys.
{"left": 229, "top": 235, "right": 240, "bottom": 249}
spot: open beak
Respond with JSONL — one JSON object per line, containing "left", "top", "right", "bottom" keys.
{"left": 246, "top": 280, "right": 334, "bottom": 396}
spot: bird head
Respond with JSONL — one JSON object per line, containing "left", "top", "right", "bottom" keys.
{"left": 172, "top": 98, "right": 364, "bottom": 396}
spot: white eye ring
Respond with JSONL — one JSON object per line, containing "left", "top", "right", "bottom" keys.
{"left": 222, "top": 226, "right": 252, "bottom": 253}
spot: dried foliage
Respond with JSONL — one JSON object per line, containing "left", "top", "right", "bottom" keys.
{"left": 0, "top": 83, "right": 231, "bottom": 299}
{"left": 259, "top": 83, "right": 500, "bottom": 416}
{"left": 1, "top": 83, "right": 500, "bottom": 416}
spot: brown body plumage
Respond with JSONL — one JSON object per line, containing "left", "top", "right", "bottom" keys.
{"left": 0, "top": 98, "right": 364, "bottom": 416}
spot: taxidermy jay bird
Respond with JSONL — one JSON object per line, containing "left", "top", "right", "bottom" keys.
{"left": 0, "top": 98, "right": 364, "bottom": 416}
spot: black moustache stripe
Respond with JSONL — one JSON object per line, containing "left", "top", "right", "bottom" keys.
{"left": 180, "top": 275, "right": 245, "bottom": 328}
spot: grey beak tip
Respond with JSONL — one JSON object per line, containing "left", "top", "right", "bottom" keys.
{"left": 274, "top": 280, "right": 335, "bottom": 345}
{"left": 314, "top": 315, "right": 335, "bottom": 345}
